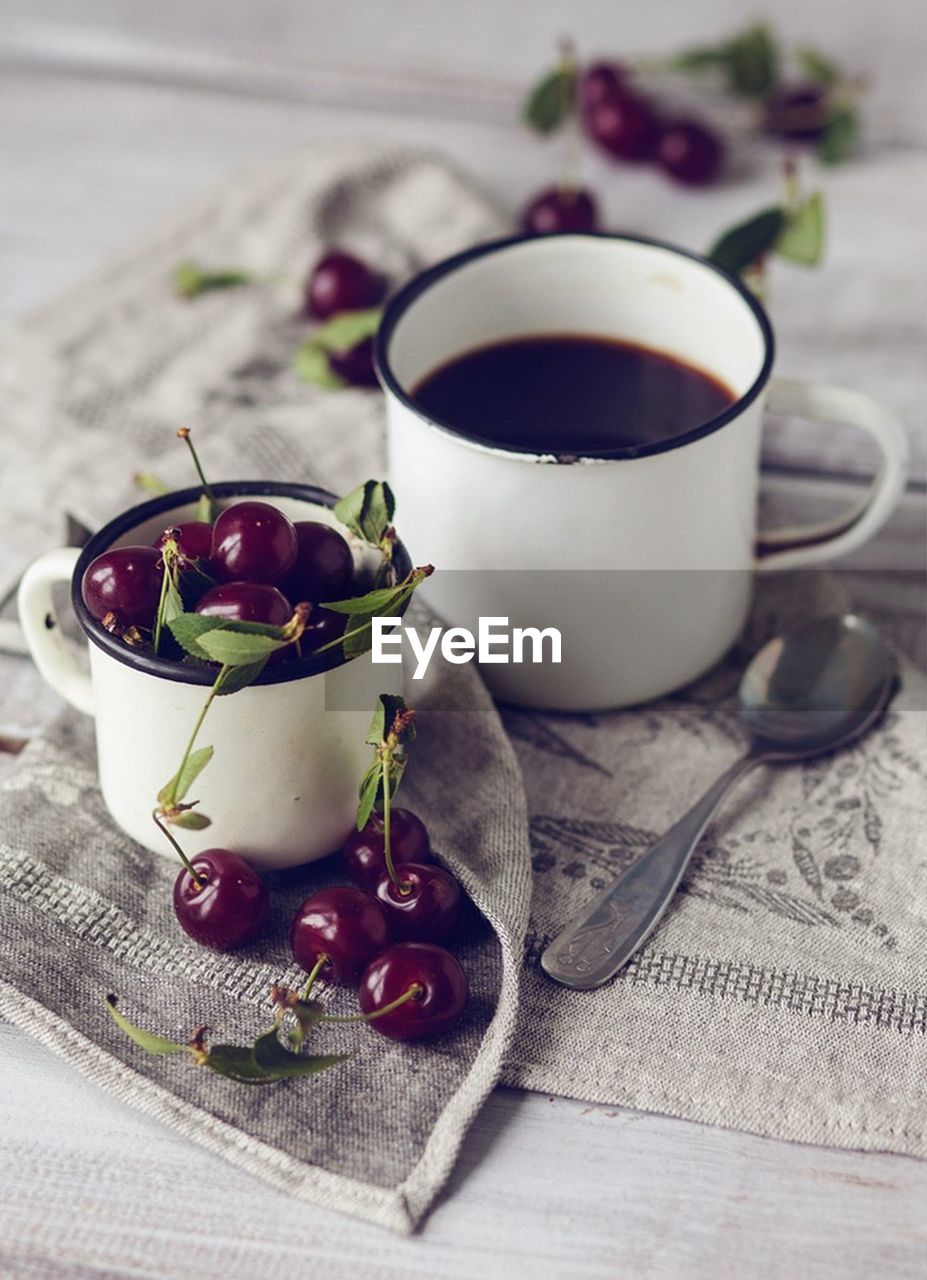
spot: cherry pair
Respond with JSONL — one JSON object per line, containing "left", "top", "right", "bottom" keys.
{"left": 582, "top": 62, "right": 724, "bottom": 186}
{"left": 291, "top": 808, "right": 462, "bottom": 972}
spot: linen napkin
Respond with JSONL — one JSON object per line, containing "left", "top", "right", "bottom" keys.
{"left": 1, "top": 144, "right": 925, "bottom": 1238}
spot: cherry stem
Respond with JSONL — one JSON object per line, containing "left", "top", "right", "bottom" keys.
{"left": 162, "top": 668, "right": 223, "bottom": 810}
{"left": 152, "top": 557, "right": 172, "bottom": 657}
{"left": 313, "top": 616, "right": 373, "bottom": 656}
{"left": 177, "top": 428, "right": 215, "bottom": 504}
{"left": 380, "top": 746, "right": 408, "bottom": 893}
{"left": 301, "top": 954, "right": 328, "bottom": 1001}
{"left": 321, "top": 983, "right": 423, "bottom": 1023}
{"left": 152, "top": 538, "right": 180, "bottom": 657}
{"left": 560, "top": 37, "right": 581, "bottom": 193}
{"left": 152, "top": 810, "right": 204, "bottom": 887}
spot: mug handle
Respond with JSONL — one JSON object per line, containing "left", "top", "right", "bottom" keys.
{"left": 17, "top": 547, "right": 95, "bottom": 715}
{"left": 755, "top": 377, "right": 909, "bottom": 573}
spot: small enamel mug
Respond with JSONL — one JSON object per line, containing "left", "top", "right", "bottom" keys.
{"left": 17, "top": 482, "right": 408, "bottom": 869}
{"left": 377, "top": 233, "right": 909, "bottom": 711}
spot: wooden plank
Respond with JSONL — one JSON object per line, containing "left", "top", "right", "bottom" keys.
{"left": 1, "top": 1022, "right": 926, "bottom": 1280}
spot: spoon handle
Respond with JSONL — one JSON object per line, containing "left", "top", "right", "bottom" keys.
{"left": 541, "top": 752, "right": 762, "bottom": 990}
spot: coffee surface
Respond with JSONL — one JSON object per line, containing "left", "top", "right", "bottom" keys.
{"left": 412, "top": 334, "right": 735, "bottom": 454}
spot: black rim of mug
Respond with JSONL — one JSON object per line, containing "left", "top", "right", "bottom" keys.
{"left": 374, "top": 230, "right": 776, "bottom": 462}
{"left": 70, "top": 480, "right": 413, "bottom": 686}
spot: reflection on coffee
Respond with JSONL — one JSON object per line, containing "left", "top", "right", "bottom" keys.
{"left": 412, "top": 333, "right": 736, "bottom": 454}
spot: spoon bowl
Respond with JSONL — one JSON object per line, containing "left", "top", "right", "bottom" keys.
{"left": 739, "top": 614, "right": 896, "bottom": 758}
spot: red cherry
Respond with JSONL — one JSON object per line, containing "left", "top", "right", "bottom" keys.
{"left": 305, "top": 251, "right": 385, "bottom": 320}
{"left": 290, "top": 886, "right": 390, "bottom": 984}
{"left": 194, "top": 581, "right": 292, "bottom": 626}
{"left": 763, "top": 84, "right": 830, "bottom": 141}
{"left": 375, "top": 863, "right": 462, "bottom": 944}
{"left": 327, "top": 335, "right": 379, "bottom": 388}
{"left": 343, "top": 809, "right": 432, "bottom": 891}
{"left": 580, "top": 62, "right": 625, "bottom": 110}
{"left": 521, "top": 186, "right": 599, "bottom": 236}
{"left": 173, "top": 849, "right": 268, "bottom": 951}
{"left": 153, "top": 521, "right": 213, "bottom": 563}
{"left": 81, "top": 546, "right": 162, "bottom": 629}
{"left": 359, "top": 943, "right": 469, "bottom": 1041}
{"left": 656, "top": 120, "right": 724, "bottom": 186}
{"left": 285, "top": 522, "right": 354, "bottom": 604}
{"left": 211, "top": 501, "right": 297, "bottom": 585}
{"left": 584, "top": 89, "right": 660, "bottom": 161}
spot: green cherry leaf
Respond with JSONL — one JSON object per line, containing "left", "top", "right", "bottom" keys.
{"left": 157, "top": 745, "right": 214, "bottom": 807}
{"left": 342, "top": 613, "right": 376, "bottom": 657}
{"left": 203, "top": 1045, "right": 277, "bottom": 1083}
{"left": 215, "top": 658, "right": 269, "bottom": 695}
{"left": 322, "top": 561, "right": 422, "bottom": 619}
{"left": 775, "top": 192, "right": 825, "bottom": 265}
{"left": 105, "top": 995, "right": 187, "bottom": 1056}
{"left": 365, "top": 693, "right": 399, "bottom": 747}
{"left": 670, "top": 44, "right": 728, "bottom": 73}
{"left": 313, "top": 309, "right": 382, "bottom": 352}
{"left": 173, "top": 261, "right": 251, "bottom": 299}
{"left": 295, "top": 340, "right": 344, "bottom": 389}
{"left": 522, "top": 66, "right": 576, "bottom": 135}
{"left": 671, "top": 24, "right": 778, "bottom": 97}
{"left": 708, "top": 207, "right": 786, "bottom": 275}
{"left": 168, "top": 613, "right": 227, "bottom": 660}
{"left": 252, "top": 1026, "right": 291, "bottom": 1070}
{"left": 332, "top": 479, "right": 370, "bottom": 541}
{"left": 208, "top": 1040, "right": 348, "bottom": 1084}
{"left": 168, "top": 613, "right": 287, "bottom": 662}
{"left": 134, "top": 472, "right": 169, "bottom": 496}
{"left": 316, "top": 566, "right": 429, "bottom": 659}
{"left": 171, "top": 809, "right": 212, "bottom": 831}
{"left": 333, "top": 479, "right": 396, "bottom": 548}
{"left": 253, "top": 1018, "right": 329, "bottom": 1072}
{"left": 366, "top": 695, "right": 388, "bottom": 744}
{"left": 357, "top": 765, "right": 381, "bottom": 830}
{"left": 817, "top": 107, "right": 859, "bottom": 165}
{"left": 361, "top": 481, "right": 396, "bottom": 546}
{"left": 295, "top": 311, "right": 381, "bottom": 390}
{"left": 196, "top": 629, "right": 284, "bottom": 666}
{"left": 321, "top": 584, "right": 401, "bottom": 616}
{"left": 160, "top": 572, "right": 185, "bottom": 634}
{"left": 795, "top": 45, "right": 842, "bottom": 89}
{"left": 333, "top": 479, "right": 370, "bottom": 540}
{"left": 722, "top": 24, "right": 779, "bottom": 98}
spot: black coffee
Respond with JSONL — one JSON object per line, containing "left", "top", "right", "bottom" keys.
{"left": 411, "top": 334, "right": 735, "bottom": 455}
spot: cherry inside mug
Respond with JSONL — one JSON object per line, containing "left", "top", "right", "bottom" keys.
{"left": 376, "top": 232, "right": 908, "bottom": 711}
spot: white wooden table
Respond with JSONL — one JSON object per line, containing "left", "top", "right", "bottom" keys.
{"left": 1, "top": 5, "right": 925, "bottom": 1276}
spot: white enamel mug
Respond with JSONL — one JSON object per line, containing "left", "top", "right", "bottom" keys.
{"left": 377, "top": 232, "right": 908, "bottom": 711}
{"left": 17, "top": 482, "right": 407, "bottom": 869}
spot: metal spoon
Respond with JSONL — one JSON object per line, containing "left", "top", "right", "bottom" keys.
{"left": 541, "top": 614, "right": 896, "bottom": 991}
